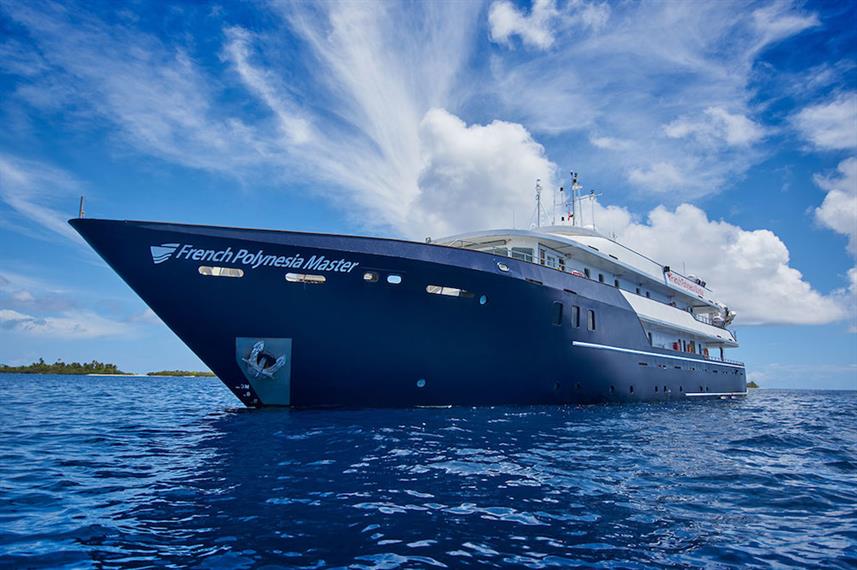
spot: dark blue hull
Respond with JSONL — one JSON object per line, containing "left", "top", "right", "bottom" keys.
{"left": 70, "top": 219, "right": 747, "bottom": 407}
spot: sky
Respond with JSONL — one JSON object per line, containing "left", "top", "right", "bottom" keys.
{"left": 0, "top": 0, "right": 855, "bottom": 389}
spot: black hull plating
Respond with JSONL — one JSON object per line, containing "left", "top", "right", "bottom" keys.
{"left": 70, "top": 219, "right": 747, "bottom": 407}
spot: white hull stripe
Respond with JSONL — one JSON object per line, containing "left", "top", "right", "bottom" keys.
{"left": 571, "top": 341, "right": 746, "bottom": 369}
{"left": 685, "top": 392, "right": 748, "bottom": 397}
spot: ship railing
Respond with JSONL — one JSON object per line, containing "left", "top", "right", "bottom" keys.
{"left": 691, "top": 312, "right": 726, "bottom": 329}
{"left": 703, "top": 355, "right": 745, "bottom": 366}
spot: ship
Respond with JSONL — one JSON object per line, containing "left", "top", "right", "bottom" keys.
{"left": 69, "top": 175, "right": 746, "bottom": 407}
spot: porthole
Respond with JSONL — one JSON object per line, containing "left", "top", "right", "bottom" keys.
{"left": 198, "top": 266, "right": 244, "bottom": 278}
{"left": 363, "top": 271, "right": 379, "bottom": 282}
{"left": 387, "top": 274, "right": 402, "bottom": 285}
{"left": 609, "top": 385, "right": 615, "bottom": 393}
{"left": 285, "top": 273, "right": 326, "bottom": 284}
{"left": 416, "top": 378, "right": 426, "bottom": 388}
{"left": 479, "top": 295, "right": 487, "bottom": 305}
{"left": 426, "top": 285, "right": 474, "bottom": 298}
{"left": 654, "top": 385, "right": 659, "bottom": 392}
{"left": 629, "top": 385, "right": 634, "bottom": 394}
{"left": 663, "top": 385, "right": 667, "bottom": 392}
{"left": 497, "top": 262, "right": 509, "bottom": 272}
{"left": 679, "top": 386, "right": 683, "bottom": 392}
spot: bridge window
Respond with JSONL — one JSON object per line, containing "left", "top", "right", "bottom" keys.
{"left": 587, "top": 309, "right": 596, "bottom": 331}
{"left": 285, "top": 273, "right": 326, "bottom": 284}
{"left": 198, "top": 266, "right": 244, "bottom": 278}
{"left": 426, "top": 285, "right": 474, "bottom": 298}
{"left": 510, "top": 247, "right": 533, "bottom": 263}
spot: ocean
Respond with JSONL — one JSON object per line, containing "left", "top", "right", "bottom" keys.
{"left": 0, "top": 374, "right": 854, "bottom": 569}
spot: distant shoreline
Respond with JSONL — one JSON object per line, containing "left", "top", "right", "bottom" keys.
{"left": 0, "top": 360, "right": 214, "bottom": 378}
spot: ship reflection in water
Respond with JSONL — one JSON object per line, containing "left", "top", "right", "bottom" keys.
{"left": 0, "top": 375, "right": 854, "bottom": 568}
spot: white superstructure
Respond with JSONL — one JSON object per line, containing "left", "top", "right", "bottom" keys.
{"left": 435, "top": 175, "right": 739, "bottom": 364}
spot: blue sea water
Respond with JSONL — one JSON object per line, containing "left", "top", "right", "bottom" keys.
{"left": 0, "top": 375, "right": 855, "bottom": 569}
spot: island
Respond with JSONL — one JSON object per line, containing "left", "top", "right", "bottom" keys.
{"left": 147, "top": 370, "right": 216, "bottom": 377}
{"left": 747, "top": 380, "right": 759, "bottom": 389}
{"left": 0, "top": 358, "right": 127, "bottom": 375}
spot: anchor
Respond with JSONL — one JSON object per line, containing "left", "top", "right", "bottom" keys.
{"left": 242, "top": 340, "right": 287, "bottom": 378}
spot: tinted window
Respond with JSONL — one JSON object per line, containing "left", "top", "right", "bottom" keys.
{"left": 552, "top": 302, "right": 563, "bottom": 325}
{"left": 587, "top": 309, "right": 596, "bottom": 331}
{"left": 571, "top": 305, "right": 580, "bottom": 327}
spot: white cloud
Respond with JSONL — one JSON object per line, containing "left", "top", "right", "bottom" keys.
{"left": 221, "top": 27, "right": 312, "bottom": 146}
{"left": 627, "top": 162, "right": 687, "bottom": 193}
{"left": 0, "top": 153, "right": 82, "bottom": 242}
{"left": 813, "top": 157, "right": 857, "bottom": 330}
{"left": 751, "top": 1, "right": 820, "bottom": 49}
{"left": 814, "top": 157, "right": 857, "bottom": 255}
{"left": 793, "top": 92, "right": 857, "bottom": 151}
{"left": 2, "top": 1, "right": 266, "bottom": 173}
{"left": 414, "top": 108, "right": 556, "bottom": 237}
{"left": 488, "top": 0, "right": 610, "bottom": 50}
{"left": 599, "top": 203, "right": 845, "bottom": 326}
{"left": 490, "top": 1, "right": 817, "bottom": 196}
{"left": 664, "top": 107, "right": 764, "bottom": 147}
{"left": 589, "top": 135, "right": 631, "bottom": 151}
{"left": 489, "top": 0, "right": 560, "bottom": 50}
{"left": 0, "top": 308, "right": 130, "bottom": 338}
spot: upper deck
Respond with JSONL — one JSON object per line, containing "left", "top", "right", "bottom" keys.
{"left": 435, "top": 225, "right": 738, "bottom": 348}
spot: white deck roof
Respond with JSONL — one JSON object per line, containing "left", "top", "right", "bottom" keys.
{"left": 620, "top": 291, "right": 737, "bottom": 346}
{"left": 435, "top": 226, "right": 722, "bottom": 309}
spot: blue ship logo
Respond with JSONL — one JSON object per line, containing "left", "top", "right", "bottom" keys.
{"left": 150, "top": 243, "right": 180, "bottom": 264}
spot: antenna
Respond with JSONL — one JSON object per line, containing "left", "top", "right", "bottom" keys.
{"left": 78, "top": 196, "right": 85, "bottom": 219}
{"left": 535, "top": 179, "right": 542, "bottom": 228}
{"left": 577, "top": 189, "right": 603, "bottom": 229}
{"left": 570, "top": 171, "right": 583, "bottom": 227}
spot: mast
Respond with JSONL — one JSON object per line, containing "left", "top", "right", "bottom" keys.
{"left": 570, "top": 172, "right": 581, "bottom": 227}
{"left": 535, "top": 178, "right": 542, "bottom": 228}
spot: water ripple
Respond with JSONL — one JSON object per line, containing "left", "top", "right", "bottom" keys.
{"left": 0, "top": 375, "right": 855, "bottom": 568}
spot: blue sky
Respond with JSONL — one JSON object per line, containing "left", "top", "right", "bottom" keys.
{"left": 0, "top": 0, "right": 855, "bottom": 388}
